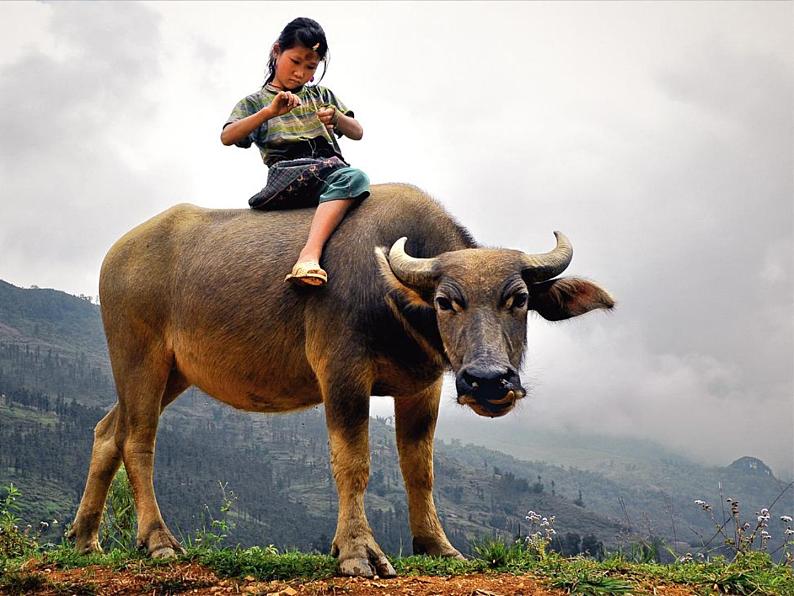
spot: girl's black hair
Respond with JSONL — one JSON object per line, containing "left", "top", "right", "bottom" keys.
{"left": 264, "top": 17, "right": 329, "bottom": 87}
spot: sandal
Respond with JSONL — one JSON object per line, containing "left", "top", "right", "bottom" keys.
{"left": 285, "top": 261, "right": 328, "bottom": 286}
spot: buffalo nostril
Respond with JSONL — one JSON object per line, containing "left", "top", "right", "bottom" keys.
{"left": 461, "top": 371, "right": 480, "bottom": 388}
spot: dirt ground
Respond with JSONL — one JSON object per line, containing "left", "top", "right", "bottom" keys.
{"left": 8, "top": 560, "right": 702, "bottom": 595}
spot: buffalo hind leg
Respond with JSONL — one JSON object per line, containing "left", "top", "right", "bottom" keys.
{"left": 323, "top": 374, "right": 396, "bottom": 578}
{"left": 68, "top": 365, "right": 188, "bottom": 556}
{"left": 394, "top": 379, "right": 464, "bottom": 559}
{"left": 67, "top": 404, "right": 123, "bottom": 553}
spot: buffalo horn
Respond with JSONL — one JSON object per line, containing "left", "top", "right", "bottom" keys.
{"left": 387, "top": 237, "right": 437, "bottom": 289}
{"left": 521, "top": 231, "right": 574, "bottom": 282}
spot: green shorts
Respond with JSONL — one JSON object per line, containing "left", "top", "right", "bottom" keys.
{"left": 318, "top": 167, "right": 371, "bottom": 203}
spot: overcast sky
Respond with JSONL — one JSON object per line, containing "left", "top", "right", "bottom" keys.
{"left": 1, "top": 2, "right": 791, "bottom": 477}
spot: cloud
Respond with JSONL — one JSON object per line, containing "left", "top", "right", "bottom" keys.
{"left": 429, "top": 34, "right": 793, "bottom": 478}
{"left": 0, "top": 3, "right": 790, "bottom": 476}
{"left": 438, "top": 315, "right": 793, "bottom": 478}
{"left": 0, "top": 2, "right": 180, "bottom": 294}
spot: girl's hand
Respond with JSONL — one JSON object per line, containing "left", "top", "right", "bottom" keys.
{"left": 317, "top": 106, "right": 338, "bottom": 132}
{"left": 270, "top": 91, "right": 301, "bottom": 117}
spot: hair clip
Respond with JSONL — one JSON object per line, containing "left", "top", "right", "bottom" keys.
{"left": 312, "top": 43, "right": 320, "bottom": 51}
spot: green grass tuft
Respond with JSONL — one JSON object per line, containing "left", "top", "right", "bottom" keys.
{"left": 186, "top": 545, "right": 339, "bottom": 581}
{"left": 393, "top": 554, "right": 484, "bottom": 576}
{"left": 39, "top": 543, "right": 149, "bottom": 571}
{"left": 544, "top": 557, "right": 633, "bottom": 595}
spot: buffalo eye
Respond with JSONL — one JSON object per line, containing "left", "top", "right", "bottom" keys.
{"left": 511, "top": 293, "right": 529, "bottom": 309}
{"left": 436, "top": 296, "right": 454, "bottom": 312}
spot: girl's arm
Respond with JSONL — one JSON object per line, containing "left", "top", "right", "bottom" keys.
{"left": 221, "top": 107, "right": 275, "bottom": 146}
{"left": 318, "top": 107, "right": 363, "bottom": 140}
{"left": 221, "top": 92, "right": 301, "bottom": 146}
{"left": 334, "top": 112, "right": 363, "bottom": 140}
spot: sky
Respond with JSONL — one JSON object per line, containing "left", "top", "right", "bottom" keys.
{"left": 0, "top": 1, "right": 791, "bottom": 477}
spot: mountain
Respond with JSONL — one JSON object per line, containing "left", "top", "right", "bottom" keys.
{"left": 438, "top": 417, "right": 793, "bottom": 556}
{"left": 1, "top": 279, "right": 790, "bottom": 558}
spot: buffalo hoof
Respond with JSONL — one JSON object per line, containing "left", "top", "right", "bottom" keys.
{"left": 70, "top": 535, "right": 103, "bottom": 555}
{"left": 138, "top": 526, "right": 186, "bottom": 559}
{"left": 413, "top": 536, "right": 466, "bottom": 560}
{"left": 151, "top": 546, "right": 177, "bottom": 559}
{"left": 331, "top": 536, "right": 397, "bottom": 578}
{"left": 339, "top": 556, "right": 396, "bottom": 578}
{"left": 65, "top": 516, "right": 103, "bottom": 554}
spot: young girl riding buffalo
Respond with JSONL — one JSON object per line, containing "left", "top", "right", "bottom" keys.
{"left": 221, "top": 17, "right": 368, "bottom": 287}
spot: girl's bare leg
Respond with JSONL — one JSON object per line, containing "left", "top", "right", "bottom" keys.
{"left": 297, "top": 198, "right": 356, "bottom": 264}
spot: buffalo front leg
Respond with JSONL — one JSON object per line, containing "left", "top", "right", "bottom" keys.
{"left": 67, "top": 405, "right": 123, "bottom": 553}
{"left": 323, "top": 377, "right": 396, "bottom": 578}
{"left": 394, "top": 379, "right": 464, "bottom": 559}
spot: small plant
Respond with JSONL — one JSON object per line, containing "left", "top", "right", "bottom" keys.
{"left": 471, "top": 537, "right": 514, "bottom": 568}
{"left": 548, "top": 560, "right": 634, "bottom": 595}
{"left": 522, "top": 509, "right": 557, "bottom": 560}
{"left": 779, "top": 514, "right": 794, "bottom": 565}
{"left": 185, "top": 481, "right": 238, "bottom": 551}
{"left": 618, "top": 536, "right": 664, "bottom": 564}
{"left": 692, "top": 483, "right": 794, "bottom": 563}
{"left": 99, "top": 465, "right": 137, "bottom": 552}
{"left": 0, "top": 483, "right": 37, "bottom": 558}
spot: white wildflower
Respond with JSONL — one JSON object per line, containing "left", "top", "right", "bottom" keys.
{"left": 694, "top": 499, "right": 711, "bottom": 511}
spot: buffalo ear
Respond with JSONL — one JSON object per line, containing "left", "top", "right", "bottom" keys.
{"left": 528, "top": 277, "right": 615, "bottom": 321}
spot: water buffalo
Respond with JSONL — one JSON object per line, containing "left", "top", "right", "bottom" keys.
{"left": 67, "top": 183, "right": 613, "bottom": 577}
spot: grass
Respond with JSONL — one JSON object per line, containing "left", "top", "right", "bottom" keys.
{"left": 181, "top": 540, "right": 791, "bottom": 595}
{"left": 2, "top": 538, "right": 794, "bottom": 595}
{"left": 186, "top": 544, "right": 338, "bottom": 580}
{"left": 3, "top": 479, "right": 793, "bottom": 595}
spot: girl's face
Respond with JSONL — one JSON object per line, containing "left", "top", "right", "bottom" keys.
{"left": 271, "top": 44, "right": 321, "bottom": 90}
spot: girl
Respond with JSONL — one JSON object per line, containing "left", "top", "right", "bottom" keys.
{"left": 221, "top": 17, "right": 369, "bottom": 287}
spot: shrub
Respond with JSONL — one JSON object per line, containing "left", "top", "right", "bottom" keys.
{"left": 0, "top": 484, "right": 37, "bottom": 558}
{"left": 99, "top": 466, "right": 137, "bottom": 552}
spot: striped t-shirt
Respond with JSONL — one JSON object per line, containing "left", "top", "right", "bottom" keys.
{"left": 224, "top": 83, "right": 353, "bottom": 167}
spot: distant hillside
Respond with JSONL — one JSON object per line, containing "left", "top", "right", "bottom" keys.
{"left": 438, "top": 416, "right": 793, "bottom": 555}
{"left": 0, "top": 280, "right": 106, "bottom": 365}
{"left": 1, "top": 279, "right": 790, "bottom": 559}
{"left": 0, "top": 280, "right": 113, "bottom": 407}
